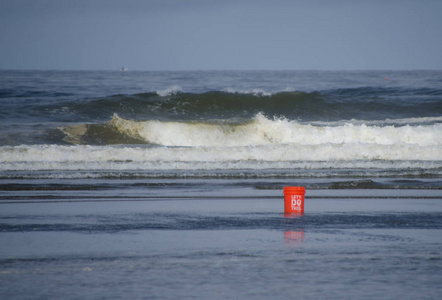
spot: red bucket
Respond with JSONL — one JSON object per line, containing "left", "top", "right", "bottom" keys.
{"left": 283, "top": 186, "right": 306, "bottom": 215}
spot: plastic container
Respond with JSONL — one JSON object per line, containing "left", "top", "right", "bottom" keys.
{"left": 283, "top": 186, "right": 306, "bottom": 215}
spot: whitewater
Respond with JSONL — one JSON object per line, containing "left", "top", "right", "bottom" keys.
{"left": 1, "top": 114, "right": 440, "bottom": 174}
{"left": 1, "top": 70, "right": 441, "bottom": 180}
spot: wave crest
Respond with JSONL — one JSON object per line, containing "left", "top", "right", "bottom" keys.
{"left": 59, "top": 113, "right": 442, "bottom": 149}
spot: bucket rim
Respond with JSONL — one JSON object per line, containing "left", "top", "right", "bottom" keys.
{"left": 283, "top": 186, "right": 305, "bottom": 193}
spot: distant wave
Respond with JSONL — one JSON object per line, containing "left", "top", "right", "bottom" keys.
{"left": 3, "top": 87, "right": 441, "bottom": 126}
{"left": 156, "top": 85, "right": 182, "bottom": 97}
{"left": 8, "top": 87, "right": 437, "bottom": 123}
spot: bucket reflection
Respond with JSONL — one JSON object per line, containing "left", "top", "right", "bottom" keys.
{"left": 284, "top": 230, "right": 305, "bottom": 245}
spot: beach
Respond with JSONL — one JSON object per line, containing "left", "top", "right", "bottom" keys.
{"left": 1, "top": 179, "right": 442, "bottom": 299}
{"left": 1, "top": 70, "right": 441, "bottom": 299}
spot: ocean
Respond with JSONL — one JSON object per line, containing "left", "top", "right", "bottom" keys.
{"left": 1, "top": 70, "right": 441, "bottom": 299}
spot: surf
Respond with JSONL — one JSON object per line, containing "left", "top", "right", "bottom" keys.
{"left": 59, "top": 113, "right": 442, "bottom": 148}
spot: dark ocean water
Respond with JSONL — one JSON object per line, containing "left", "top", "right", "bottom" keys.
{"left": 1, "top": 70, "right": 441, "bottom": 299}
{"left": 1, "top": 70, "right": 441, "bottom": 182}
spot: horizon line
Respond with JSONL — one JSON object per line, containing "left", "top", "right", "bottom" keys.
{"left": 1, "top": 68, "right": 442, "bottom": 72}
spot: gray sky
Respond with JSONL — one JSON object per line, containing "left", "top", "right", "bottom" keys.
{"left": 1, "top": 0, "right": 441, "bottom": 70}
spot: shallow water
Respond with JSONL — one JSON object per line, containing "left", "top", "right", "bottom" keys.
{"left": 1, "top": 186, "right": 441, "bottom": 300}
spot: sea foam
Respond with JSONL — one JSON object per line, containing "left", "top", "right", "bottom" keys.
{"left": 3, "top": 113, "right": 441, "bottom": 174}
{"left": 108, "top": 113, "right": 441, "bottom": 147}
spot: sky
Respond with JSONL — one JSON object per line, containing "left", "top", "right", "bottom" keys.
{"left": 1, "top": 0, "right": 442, "bottom": 71}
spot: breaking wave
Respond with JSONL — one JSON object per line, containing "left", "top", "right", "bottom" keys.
{"left": 59, "top": 113, "right": 442, "bottom": 149}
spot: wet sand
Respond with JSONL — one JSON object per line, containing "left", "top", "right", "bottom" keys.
{"left": 1, "top": 188, "right": 441, "bottom": 299}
